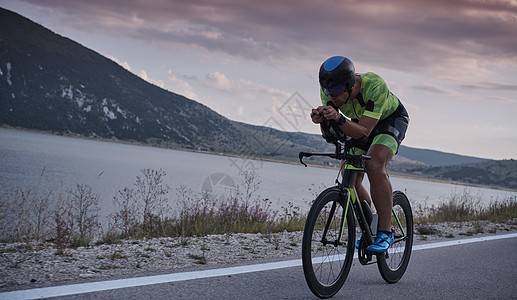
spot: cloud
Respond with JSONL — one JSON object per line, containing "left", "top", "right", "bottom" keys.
{"left": 485, "top": 95, "right": 517, "bottom": 104}
{"left": 461, "top": 82, "right": 517, "bottom": 92}
{"left": 466, "top": 122, "right": 511, "bottom": 136}
{"left": 402, "top": 102, "right": 421, "bottom": 112}
{"left": 204, "top": 72, "right": 232, "bottom": 92}
{"left": 18, "top": 0, "right": 517, "bottom": 116}
{"left": 411, "top": 84, "right": 456, "bottom": 96}
{"left": 166, "top": 70, "right": 197, "bottom": 100}
{"left": 236, "top": 104, "right": 244, "bottom": 117}
{"left": 201, "top": 71, "right": 291, "bottom": 100}
{"left": 107, "top": 55, "right": 131, "bottom": 71}
{"left": 107, "top": 55, "right": 164, "bottom": 88}
{"left": 21, "top": 0, "right": 517, "bottom": 73}
{"left": 138, "top": 70, "right": 164, "bottom": 88}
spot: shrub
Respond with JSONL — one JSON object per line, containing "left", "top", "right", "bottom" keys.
{"left": 414, "top": 189, "right": 517, "bottom": 225}
{"left": 54, "top": 184, "right": 100, "bottom": 249}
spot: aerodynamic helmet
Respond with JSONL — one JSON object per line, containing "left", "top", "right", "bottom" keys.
{"left": 319, "top": 56, "right": 355, "bottom": 97}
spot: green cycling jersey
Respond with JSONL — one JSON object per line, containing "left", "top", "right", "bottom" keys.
{"left": 320, "top": 72, "right": 400, "bottom": 122}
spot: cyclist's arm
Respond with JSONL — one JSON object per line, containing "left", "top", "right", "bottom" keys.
{"left": 344, "top": 115, "right": 378, "bottom": 139}
{"left": 322, "top": 106, "right": 379, "bottom": 139}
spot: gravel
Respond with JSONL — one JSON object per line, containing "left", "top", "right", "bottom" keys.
{"left": 1, "top": 220, "right": 516, "bottom": 290}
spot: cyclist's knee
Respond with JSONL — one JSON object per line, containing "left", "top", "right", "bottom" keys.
{"left": 354, "top": 173, "right": 364, "bottom": 187}
{"left": 366, "top": 145, "right": 391, "bottom": 175}
{"left": 366, "top": 159, "right": 386, "bottom": 175}
{"left": 355, "top": 181, "right": 363, "bottom": 191}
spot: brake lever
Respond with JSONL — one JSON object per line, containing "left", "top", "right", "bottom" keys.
{"left": 299, "top": 152, "right": 312, "bottom": 167}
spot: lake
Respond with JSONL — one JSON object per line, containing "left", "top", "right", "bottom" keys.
{"left": 1, "top": 128, "right": 516, "bottom": 224}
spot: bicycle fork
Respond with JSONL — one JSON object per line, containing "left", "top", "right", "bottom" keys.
{"left": 348, "top": 189, "right": 375, "bottom": 242}
{"left": 333, "top": 188, "right": 374, "bottom": 247}
{"left": 320, "top": 200, "right": 341, "bottom": 246}
{"left": 342, "top": 187, "right": 381, "bottom": 264}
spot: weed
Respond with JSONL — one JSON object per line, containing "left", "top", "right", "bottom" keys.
{"left": 110, "top": 250, "right": 127, "bottom": 260}
{"left": 98, "top": 264, "right": 119, "bottom": 270}
{"left": 472, "top": 222, "right": 484, "bottom": 234}
{"left": 414, "top": 191, "right": 516, "bottom": 230}
{"left": 416, "top": 224, "right": 439, "bottom": 235}
{"left": 95, "top": 229, "right": 122, "bottom": 246}
{"left": 188, "top": 253, "right": 207, "bottom": 264}
{"left": 4, "top": 170, "right": 516, "bottom": 251}
{"left": 67, "top": 184, "right": 101, "bottom": 247}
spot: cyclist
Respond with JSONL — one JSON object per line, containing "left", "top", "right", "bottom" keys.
{"left": 310, "top": 56, "right": 409, "bottom": 253}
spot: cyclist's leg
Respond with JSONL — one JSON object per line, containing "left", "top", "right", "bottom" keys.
{"left": 366, "top": 141, "right": 394, "bottom": 233}
{"left": 366, "top": 141, "right": 395, "bottom": 252}
{"left": 348, "top": 149, "right": 372, "bottom": 249}
{"left": 347, "top": 149, "right": 371, "bottom": 206}
{"left": 367, "top": 112, "right": 408, "bottom": 252}
{"left": 355, "top": 173, "right": 371, "bottom": 206}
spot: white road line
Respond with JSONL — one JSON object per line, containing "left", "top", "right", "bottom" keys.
{"left": 2, "top": 233, "right": 516, "bottom": 300}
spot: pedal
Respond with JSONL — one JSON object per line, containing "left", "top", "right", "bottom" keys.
{"left": 358, "top": 241, "right": 374, "bottom": 265}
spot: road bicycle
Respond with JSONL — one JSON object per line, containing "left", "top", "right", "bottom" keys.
{"left": 299, "top": 130, "right": 413, "bottom": 298}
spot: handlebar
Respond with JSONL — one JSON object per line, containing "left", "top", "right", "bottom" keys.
{"left": 299, "top": 141, "right": 371, "bottom": 168}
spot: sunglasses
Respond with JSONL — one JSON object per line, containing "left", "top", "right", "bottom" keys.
{"left": 321, "top": 83, "right": 348, "bottom": 97}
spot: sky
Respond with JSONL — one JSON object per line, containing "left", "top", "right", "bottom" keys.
{"left": 1, "top": 0, "right": 516, "bottom": 160}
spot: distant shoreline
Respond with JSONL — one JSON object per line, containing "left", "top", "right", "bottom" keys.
{"left": 1, "top": 126, "right": 515, "bottom": 192}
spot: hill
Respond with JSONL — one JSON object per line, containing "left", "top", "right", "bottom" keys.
{"left": 397, "top": 145, "right": 486, "bottom": 166}
{"left": 0, "top": 7, "right": 331, "bottom": 162}
{"left": 0, "top": 7, "right": 245, "bottom": 153}
{"left": 1, "top": 7, "right": 513, "bottom": 190}
{"left": 405, "top": 159, "right": 517, "bottom": 190}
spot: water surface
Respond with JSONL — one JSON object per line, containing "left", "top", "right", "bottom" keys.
{"left": 1, "top": 129, "right": 515, "bottom": 223}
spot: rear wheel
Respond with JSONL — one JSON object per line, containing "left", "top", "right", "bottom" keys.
{"left": 302, "top": 188, "right": 355, "bottom": 298}
{"left": 377, "top": 191, "right": 413, "bottom": 283}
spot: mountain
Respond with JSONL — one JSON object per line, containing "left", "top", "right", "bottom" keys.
{"left": 0, "top": 7, "right": 246, "bottom": 153}
{"left": 1, "top": 8, "right": 513, "bottom": 189}
{"left": 405, "top": 159, "right": 517, "bottom": 190}
{"left": 0, "top": 7, "right": 328, "bottom": 161}
{"left": 397, "top": 145, "right": 486, "bottom": 166}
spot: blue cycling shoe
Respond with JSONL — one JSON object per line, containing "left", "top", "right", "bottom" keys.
{"left": 367, "top": 230, "right": 394, "bottom": 253}
{"left": 355, "top": 233, "right": 363, "bottom": 249}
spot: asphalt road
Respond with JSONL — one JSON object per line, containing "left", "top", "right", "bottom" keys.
{"left": 3, "top": 234, "right": 517, "bottom": 299}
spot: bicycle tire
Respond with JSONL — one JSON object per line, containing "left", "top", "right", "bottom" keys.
{"left": 302, "top": 187, "right": 355, "bottom": 298}
{"left": 376, "top": 190, "right": 413, "bottom": 283}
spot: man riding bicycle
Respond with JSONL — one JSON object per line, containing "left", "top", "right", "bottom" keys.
{"left": 310, "top": 56, "right": 410, "bottom": 253}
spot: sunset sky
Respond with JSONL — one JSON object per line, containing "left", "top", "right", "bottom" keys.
{"left": 2, "top": 0, "right": 516, "bottom": 160}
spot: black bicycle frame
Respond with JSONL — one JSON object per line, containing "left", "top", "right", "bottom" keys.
{"left": 300, "top": 141, "right": 375, "bottom": 248}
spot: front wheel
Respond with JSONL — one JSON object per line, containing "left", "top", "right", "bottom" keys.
{"left": 377, "top": 190, "right": 414, "bottom": 283}
{"left": 302, "top": 187, "right": 355, "bottom": 298}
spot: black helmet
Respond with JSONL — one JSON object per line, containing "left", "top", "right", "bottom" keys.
{"left": 319, "top": 56, "right": 355, "bottom": 97}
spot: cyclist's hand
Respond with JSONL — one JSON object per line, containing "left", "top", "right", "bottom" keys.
{"left": 322, "top": 106, "right": 340, "bottom": 122}
{"left": 311, "top": 108, "right": 325, "bottom": 124}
